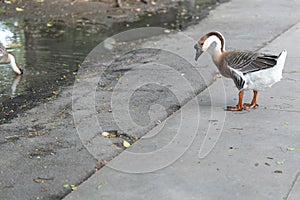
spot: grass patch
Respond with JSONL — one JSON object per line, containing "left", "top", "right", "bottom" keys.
{"left": 0, "top": 8, "right": 5, "bottom": 14}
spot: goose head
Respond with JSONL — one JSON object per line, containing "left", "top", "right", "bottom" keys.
{"left": 194, "top": 31, "right": 225, "bottom": 61}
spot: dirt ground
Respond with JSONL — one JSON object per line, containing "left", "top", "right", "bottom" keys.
{"left": 0, "top": 0, "right": 178, "bottom": 27}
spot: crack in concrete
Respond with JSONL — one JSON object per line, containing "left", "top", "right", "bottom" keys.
{"left": 267, "top": 108, "right": 300, "bottom": 113}
{"left": 256, "top": 22, "right": 299, "bottom": 51}
{"left": 284, "top": 171, "right": 300, "bottom": 200}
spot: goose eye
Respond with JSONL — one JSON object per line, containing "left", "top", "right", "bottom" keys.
{"left": 200, "top": 42, "right": 204, "bottom": 46}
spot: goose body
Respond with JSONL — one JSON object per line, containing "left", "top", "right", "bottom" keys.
{"left": 194, "top": 31, "right": 287, "bottom": 111}
{"left": 0, "top": 44, "right": 23, "bottom": 75}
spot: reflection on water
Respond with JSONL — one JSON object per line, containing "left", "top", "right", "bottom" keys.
{"left": 0, "top": 19, "right": 104, "bottom": 99}
{"left": 0, "top": 19, "right": 105, "bottom": 122}
{"left": 0, "top": 20, "right": 25, "bottom": 98}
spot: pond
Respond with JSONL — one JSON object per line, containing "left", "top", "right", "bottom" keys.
{"left": 0, "top": 20, "right": 106, "bottom": 123}
{"left": 0, "top": 0, "right": 222, "bottom": 123}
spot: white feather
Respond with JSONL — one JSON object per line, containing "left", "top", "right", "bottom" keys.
{"left": 243, "top": 50, "right": 287, "bottom": 91}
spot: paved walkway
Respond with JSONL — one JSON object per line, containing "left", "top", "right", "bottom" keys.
{"left": 64, "top": 0, "right": 300, "bottom": 199}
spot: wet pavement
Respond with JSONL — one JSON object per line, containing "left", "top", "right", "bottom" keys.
{"left": 1, "top": 0, "right": 299, "bottom": 199}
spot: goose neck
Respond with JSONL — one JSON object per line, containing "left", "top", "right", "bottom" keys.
{"left": 8, "top": 54, "right": 22, "bottom": 75}
{"left": 212, "top": 47, "right": 224, "bottom": 66}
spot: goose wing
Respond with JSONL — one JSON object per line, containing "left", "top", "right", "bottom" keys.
{"left": 0, "top": 44, "right": 8, "bottom": 63}
{"left": 0, "top": 44, "right": 7, "bottom": 57}
{"left": 225, "top": 51, "right": 278, "bottom": 74}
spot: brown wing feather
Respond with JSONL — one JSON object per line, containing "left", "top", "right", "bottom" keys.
{"left": 225, "top": 51, "right": 279, "bottom": 74}
{"left": 0, "top": 44, "right": 9, "bottom": 63}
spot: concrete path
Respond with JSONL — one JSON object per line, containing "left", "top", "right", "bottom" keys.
{"left": 64, "top": 0, "right": 300, "bottom": 199}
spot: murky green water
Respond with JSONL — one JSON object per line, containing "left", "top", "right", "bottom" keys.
{"left": 0, "top": 20, "right": 103, "bottom": 98}
{"left": 0, "top": 0, "right": 222, "bottom": 123}
{"left": 0, "top": 20, "right": 106, "bottom": 122}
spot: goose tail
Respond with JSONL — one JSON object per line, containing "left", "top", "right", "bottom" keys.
{"left": 272, "top": 49, "right": 287, "bottom": 82}
{"left": 276, "top": 49, "right": 287, "bottom": 70}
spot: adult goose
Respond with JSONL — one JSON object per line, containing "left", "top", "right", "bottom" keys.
{"left": 194, "top": 31, "right": 287, "bottom": 111}
{"left": 0, "top": 44, "right": 23, "bottom": 75}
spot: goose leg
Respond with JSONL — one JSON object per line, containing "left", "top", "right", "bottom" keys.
{"left": 227, "top": 91, "right": 244, "bottom": 111}
{"left": 243, "top": 90, "right": 258, "bottom": 109}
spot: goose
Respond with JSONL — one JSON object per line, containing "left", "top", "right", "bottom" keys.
{"left": 0, "top": 44, "right": 23, "bottom": 75}
{"left": 194, "top": 31, "right": 287, "bottom": 111}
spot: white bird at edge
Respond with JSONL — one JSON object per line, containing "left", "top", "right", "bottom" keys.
{"left": 0, "top": 44, "right": 23, "bottom": 75}
{"left": 194, "top": 31, "right": 287, "bottom": 111}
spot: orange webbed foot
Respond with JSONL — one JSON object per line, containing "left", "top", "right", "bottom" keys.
{"left": 226, "top": 91, "right": 244, "bottom": 111}
{"left": 226, "top": 105, "right": 244, "bottom": 111}
{"left": 243, "top": 103, "right": 259, "bottom": 109}
{"left": 243, "top": 90, "right": 259, "bottom": 110}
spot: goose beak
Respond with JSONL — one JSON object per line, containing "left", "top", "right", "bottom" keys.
{"left": 194, "top": 43, "right": 203, "bottom": 61}
{"left": 19, "top": 68, "right": 24, "bottom": 75}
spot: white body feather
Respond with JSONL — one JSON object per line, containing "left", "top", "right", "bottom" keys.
{"left": 242, "top": 50, "right": 287, "bottom": 91}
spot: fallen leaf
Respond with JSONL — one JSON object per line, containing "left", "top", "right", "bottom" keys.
{"left": 287, "top": 147, "right": 295, "bottom": 151}
{"left": 102, "top": 132, "right": 116, "bottom": 138}
{"left": 71, "top": 185, "right": 77, "bottom": 191}
{"left": 123, "top": 140, "right": 130, "bottom": 148}
{"left": 155, "top": 120, "right": 162, "bottom": 125}
{"left": 97, "top": 181, "right": 107, "bottom": 189}
{"left": 47, "top": 21, "right": 53, "bottom": 27}
{"left": 276, "top": 160, "right": 284, "bottom": 165}
{"left": 95, "top": 160, "right": 107, "bottom": 169}
{"left": 16, "top": 7, "right": 24, "bottom": 12}
{"left": 63, "top": 183, "right": 69, "bottom": 188}
{"left": 274, "top": 170, "right": 283, "bottom": 174}
{"left": 3, "top": 0, "right": 11, "bottom": 4}
{"left": 7, "top": 43, "right": 22, "bottom": 48}
{"left": 231, "top": 127, "right": 243, "bottom": 130}
{"left": 164, "top": 29, "right": 171, "bottom": 33}
{"left": 33, "top": 178, "right": 42, "bottom": 183}
{"left": 213, "top": 73, "right": 222, "bottom": 80}
{"left": 101, "top": 132, "right": 110, "bottom": 137}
